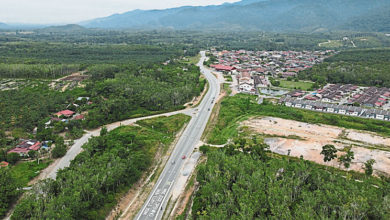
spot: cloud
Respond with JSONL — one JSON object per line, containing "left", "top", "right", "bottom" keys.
{"left": 0, "top": 0, "right": 239, "bottom": 24}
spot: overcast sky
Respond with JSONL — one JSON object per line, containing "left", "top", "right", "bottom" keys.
{"left": 0, "top": 0, "right": 239, "bottom": 24}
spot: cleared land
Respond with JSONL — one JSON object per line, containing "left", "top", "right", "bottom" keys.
{"left": 242, "top": 117, "right": 390, "bottom": 176}
{"left": 319, "top": 40, "right": 344, "bottom": 48}
{"left": 278, "top": 80, "right": 314, "bottom": 90}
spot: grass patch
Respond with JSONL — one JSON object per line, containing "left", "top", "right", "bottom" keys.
{"left": 223, "top": 83, "right": 232, "bottom": 95}
{"left": 224, "top": 75, "right": 233, "bottom": 82}
{"left": 279, "top": 80, "right": 314, "bottom": 90}
{"left": 193, "top": 79, "right": 209, "bottom": 108}
{"left": 10, "top": 159, "right": 52, "bottom": 186}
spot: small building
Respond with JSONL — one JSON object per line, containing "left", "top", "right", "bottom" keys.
{"left": 338, "top": 109, "right": 346, "bottom": 114}
{"left": 77, "top": 97, "right": 90, "bottom": 101}
{"left": 210, "top": 64, "right": 236, "bottom": 72}
{"left": 0, "top": 161, "right": 9, "bottom": 167}
{"left": 8, "top": 140, "right": 41, "bottom": 157}
{"left": 54, "top": 110, "right": 75, "bottom": 118}
{"left": 239, "top": 83, "right": 254, "bottom": 93}
{"left": 73, "top": 114, "right": 85, "bottom": 120}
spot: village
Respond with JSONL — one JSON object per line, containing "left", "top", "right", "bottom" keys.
{"left": 0, "top": 96, "right": 90, "bottom": 168}
{"left": 208, "top": 49, "right": 390, "bottom": 121}
{"left": 209, "top": 49, "right": 333, "bottom": 94}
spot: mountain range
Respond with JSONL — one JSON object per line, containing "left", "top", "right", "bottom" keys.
{"left": 1, "top": 0, "right": 390, "bottom": 32}
{"left": 80, "top": 0, "right": 390, "bottom": 32}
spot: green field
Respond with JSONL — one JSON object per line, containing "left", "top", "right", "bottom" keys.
{"left": 279, "top": 80, "right": 314, "bottom": 90}
{"left": 184, "top": 54, "right": 201, "bottom": 65}
{"left": 224, "top": 75, "right": 233, "bottom": 82}
{"left": 10, "top": 160, "right": 52, "bottom": 186}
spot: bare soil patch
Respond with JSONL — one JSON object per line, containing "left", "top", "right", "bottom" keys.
{"left": 242, "top": 117, "right": 390, "bottom": 176}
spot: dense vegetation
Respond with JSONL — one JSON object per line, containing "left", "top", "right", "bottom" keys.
{"left": 83, "top": 62, "right": 204, "bottom": 128}
{"left": 11, "top": 114, "right": 190, "bottom": 219}
{"left": 0, "top": 64, "right": 80, "bottom": 79}
{"left": 193, "top": 146, "right": 390, "bottom": 219}
{"left": 0, "top": 51, "right": 202, "bottom": 135}
{"left": 207, "top": 94, "right": 390, "bottom": 144}
{"left": 0, "top": 168, "right": 20, "bottom": 217}
{"left": 0, "top": 84, "right": 86, "bottom": 132}
{"left": 0, "top": 41, "right": 186, "bottom": 79}
{"left": 299, "top": 48, "right": 390, "bottom": 87}
{"left": 0, "top": 42, "right": 182, "bottom": 65}
{"left": 2, "top": 30, "right": 389, "bottom": 52}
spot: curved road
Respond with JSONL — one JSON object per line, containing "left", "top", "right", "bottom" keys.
{"left": 135, "top": 51, "right": 220, "bottom": 220}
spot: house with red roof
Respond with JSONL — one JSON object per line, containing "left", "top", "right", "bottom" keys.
{"left": 375, "top": 102, "right": 384, "bottom": 107}
{"left": 54, "top": 110, "right": 75, "bottom": 118}
{"left": 0, "top": 161, "right": 9, "bottom": 167}
{"left": 210, "top": 64, "right": 236, "bottom": 72}
{"left": 8, "top": 140, "right": 41, "bottom": 157}
{"left": 73, "top": 114, "right": 85, "bottom": 120}
{"left": 8, "top": 147, "right": 30, "bottom": 157}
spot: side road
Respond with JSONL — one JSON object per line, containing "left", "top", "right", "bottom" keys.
{"left": 39, "top": 108, "right": 195, "bottom": 180}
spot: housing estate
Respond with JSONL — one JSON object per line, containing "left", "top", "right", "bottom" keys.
{"left": 279, "top": 97, "right": 390, "bottom": 121}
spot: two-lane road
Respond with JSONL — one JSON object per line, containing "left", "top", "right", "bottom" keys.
{"left": 135, "top": 51, "right": 220, "bottom": 220}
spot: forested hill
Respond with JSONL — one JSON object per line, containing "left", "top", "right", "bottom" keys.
{"left": 81, "top": 0, "right": 390, "bottom": 32}
{"left": 298, "top": 48, "right": 390, "bottom": 87}
{"left": 39, "top": 24, "right": 88, "bottom": 33}
{"left": 0, "top": 23, "right": 7, "bottom": 29}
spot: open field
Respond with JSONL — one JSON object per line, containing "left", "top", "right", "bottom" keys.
{"left": 242, "top": 117, "right": 390, "bottom": 176}
{"left": 10, "top": 160, "right": 52, "bottom": 186}
{"left": 318, "top": 40, "right": 344, "bottom": 48}
{"left": 278, "top": 80, "right": 314, "bottom": 90}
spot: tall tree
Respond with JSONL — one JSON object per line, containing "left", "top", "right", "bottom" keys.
{"left": 364, "top": 159, "right": 376, "bottom": 176}
{"left": 0, "top": 168, "right": 20, "bottom": 217}
{"left": 320, "top": 145, "right": 338, "bottom": 163}
{"left": 338, "top": 148, "right": 354, "bottom": 169}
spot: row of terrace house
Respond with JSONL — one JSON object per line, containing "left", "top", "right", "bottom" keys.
{"left": 279, "top": 97, "right": 390, "bottom": 121}
{"left": 348, "top": 87, "right": 390, "bottom": 108}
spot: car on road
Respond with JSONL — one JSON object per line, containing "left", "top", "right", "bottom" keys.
{"left": 208, "top": 108, "right": 210, "bottom": 111}
{"left": 182, "top": 155, "right": 186, "bottom": 159}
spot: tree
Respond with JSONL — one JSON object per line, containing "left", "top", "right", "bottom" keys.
{"left": 28, "top": 150, "right": 37, "bottom": 159}
{"left": 51, "top": 136, "right": 67, "bottom": 158}
{"left": 364, "top": 159, "right": 375, "bottom": 176}
{"left": 100, "top": 126, "right": 108, "bottom": 137}
{"left": 320, "top": 145, "right": 337, "bottom": 163}
{"left": 6, "top": 153, "right": 20, "bottom": 165}
{"left": 0, "top": 150, "right": 6, "bottom": 162}
{"left": 338, "top": 148, "right": 354, "bottom": 169}
{"left": 51, "top": 144, "right": 67, "bottom": 159}
{"left": 0, "top": 168, "right": 20, "bottom": 217}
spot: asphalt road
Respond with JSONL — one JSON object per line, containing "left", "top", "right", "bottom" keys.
{"left": 135, "top": 51, "right": 220, "bottom": 220}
